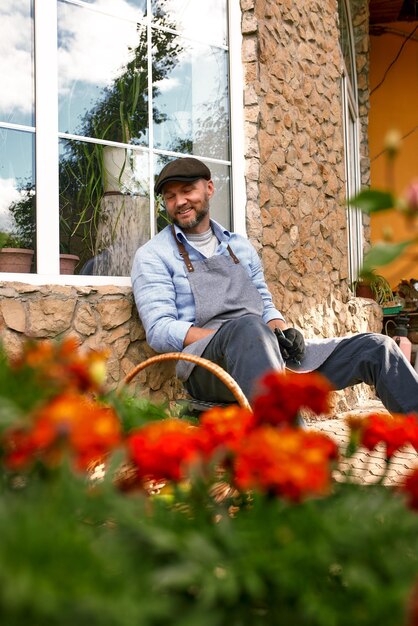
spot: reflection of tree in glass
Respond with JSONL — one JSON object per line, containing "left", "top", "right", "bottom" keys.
{"left": 59, "top": 1, "right": 183, "bottom": 265}
{"left": 6, "top": 180, "right": 36, "bottom": 250}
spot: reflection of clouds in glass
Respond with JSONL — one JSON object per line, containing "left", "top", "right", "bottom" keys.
{"left": 154, "top": 77, "right": 181, "bottom": 93}
{"left": 0, "top": 2, "right": 33, "bottom": 116}
{"left": 58, "top": 0, "right": 140, "bottom": 92}
{"left": 154, "top": 0, "right": 227, "bottom": 46}
{"left": 0, "top": 178, "right": 20, "bottom": 232}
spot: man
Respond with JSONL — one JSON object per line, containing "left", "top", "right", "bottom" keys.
{"left": 131, "top": 157, "right": 418, "bottom": 414}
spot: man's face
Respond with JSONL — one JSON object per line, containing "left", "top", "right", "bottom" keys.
{"left": 162, "top": 178, "right": 214, "bottom": 233}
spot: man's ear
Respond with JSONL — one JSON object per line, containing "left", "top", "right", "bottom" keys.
{"left": 207, "top": 179, "right": 215, "bottom": 198}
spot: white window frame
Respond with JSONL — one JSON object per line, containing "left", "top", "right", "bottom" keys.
{"left": 339, "top": 0, "right": 363, "bottom": 287}
{"left": 0, "top": 0, "right": 246, "bottom": 286}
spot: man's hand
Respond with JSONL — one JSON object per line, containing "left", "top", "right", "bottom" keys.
{"left": 183, "top": 326, "right": 216, "bottom": 347}
{"left": 274, "top": 327, "right": 306, "bottom": 365}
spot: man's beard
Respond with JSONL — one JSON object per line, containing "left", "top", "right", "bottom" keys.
{"left": 172, "top": 202, "right": 209, "bottom": 231}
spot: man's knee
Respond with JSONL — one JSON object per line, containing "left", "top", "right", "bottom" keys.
{"left": 362, "top": 332, "right": 401, "bottom": 356}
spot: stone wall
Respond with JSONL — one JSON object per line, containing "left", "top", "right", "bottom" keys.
{"left": 0, "top": 282, "right": 184, "bottom": 405}
{"left": 0, "top": 280, "right": 382, "bottom": 415}
{"left": 240, "top": 0, "right": 382, "bottom": 410}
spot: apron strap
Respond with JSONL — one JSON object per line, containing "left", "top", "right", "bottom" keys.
{"left": 226, "top": 245, "right": 240, "bottom": 265}
{"left": 171, "top": 224, "right": 240, "bottom": 272}
{"left": 171, "top": 225, "right": 194, "bottom": 272}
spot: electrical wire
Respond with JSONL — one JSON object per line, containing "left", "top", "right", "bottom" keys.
{"left": 370, "top": 24, "right": 418, "bottom": 96}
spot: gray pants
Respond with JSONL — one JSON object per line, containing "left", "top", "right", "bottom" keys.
{"left": 185, "top": 314, "right": 418, "bottom": 414}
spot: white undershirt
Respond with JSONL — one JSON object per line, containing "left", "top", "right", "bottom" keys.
{"left": 186, "top": 228, "right": 219, "bottom": 258}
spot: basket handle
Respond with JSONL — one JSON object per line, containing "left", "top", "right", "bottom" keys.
{"left": 123, "top": 352, "right": 251, "bottom": 411}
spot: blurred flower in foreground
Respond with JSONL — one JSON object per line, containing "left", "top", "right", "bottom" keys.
{"left": 12, "top": 337, "right": 109, "bottom": 394}
{"left": 346, "top": 412, "right": 418, "bottom": 459}
{"left": 127, "top": 419, "right": 202, "bottom": 482}
{"left": 3, "top": 392, "right": 121, "bottom": 471}
{"left": 401, "top": 466, "right": 418, "bottom": 511}
{"left": 199, "top": 405, "right": 255, "bottom": 453}
{"left": 252, "top": 370, "right": 333, "bottom": 427}
{"left": 383, "top": 128, "right": 402, "bottom": 160}
{"left": 233, "top": 426, "right": 338, "bottom": 501}
{"left": 404, "top": 179, "right": 418, "bottom": 218}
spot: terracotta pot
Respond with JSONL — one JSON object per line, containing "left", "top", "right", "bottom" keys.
{"left": 60, "top": 254, "right": 79, "bottom": 275}
{"left": 355, "top": 283, "right": 375, "bottom": 300}
{"left": 0, "top": 248, "right": 34, "bottom": 273}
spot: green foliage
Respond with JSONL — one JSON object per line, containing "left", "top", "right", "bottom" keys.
{"left": 347, "top": 189, "right": 395, "bottom": 214}
{"left": 0, "top": 469, "right": 418, "bottom": 626}
{"left": 105, "top": 389, "right": 171, "bottom": 433}
{"left": 362, "top": 241, "right": 415, "bottom": 277}
{"left": 354, "top": 272, "right": 395, "bottom": 305}
{"left": 348, "top": 148, "right": 418, "bottom": 278}
{"left": 0, "top": 231, "right": 33, "bottom": 251}
{"left": 1, "top": 339, "right": 418, "bottom": 625}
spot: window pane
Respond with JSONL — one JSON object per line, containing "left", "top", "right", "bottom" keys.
{"left": 0, "top": 128, "right": 36, "bottom": 272}
{"left": 153, "top": 34, "right": 230, "bottom": 160}
{"left": 80, "top": 0, "right": 147, "bottom": 16}
{"left": 59, "top": 139, "right": 150, "bottom": 276}
{"left": 0, "top": 0, "right": 34, "bottom": 127}
{"left": 155, "top": 155, "right": 231, "bottom": 230}
{"left": 58, "top": 1, "right": 148, "bottom": 145}
{"left": 152, "top": 0, "right": 228, "bottom": 46}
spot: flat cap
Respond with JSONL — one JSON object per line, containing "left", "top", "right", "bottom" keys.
{"left": 154, "top": 157, "right": 211, "bottom": 195}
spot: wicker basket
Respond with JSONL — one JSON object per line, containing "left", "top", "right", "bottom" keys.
{"left": 123, "top": 352, "right": 251, "bottom": 412}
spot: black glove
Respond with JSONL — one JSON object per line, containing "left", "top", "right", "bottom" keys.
{"left": 274, "top": 327, "right": 306, "bottom": 365}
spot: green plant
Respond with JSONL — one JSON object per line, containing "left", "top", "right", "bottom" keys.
{"left": 353, "top": 271, "right": 396, "bottom": 305}
{"left": 1, "top": 338, "right": 418, "bottom": 625}
{"left": 0, "top": 231, "right": 32, "bottom": 250}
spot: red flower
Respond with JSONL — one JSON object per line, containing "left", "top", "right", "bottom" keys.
{"left": 360, "top": 413, "right": 418, "bottom": 459}
{"left": 252, "top": 370, "right": 333, "bottom": 427}
{"left": 233, "top": 426, "right": 338, "bottom": 501}
{"left": 127, "top": 419, "right": 202, "bottom": 482}
{"left": 400, "top": 466, "right": 418, "bottom": 511}
{"left": 199, "top": 405, "right": 255, "bottom": 454}
{"left": 2, "top": 427, "right": 37, "bottom": 470}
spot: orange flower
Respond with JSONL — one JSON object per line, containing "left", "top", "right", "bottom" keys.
{"left": 199, "top": 405, "right": 255, "bottom": 454}
{"left": 127, "top": 419, "right": 202, "bottom": 482}
{"left": 2, "top": 392, "right": 122, "bottom": 470}
{"left": 12, "top": 337, "right": 109, "bottom": 394}
{"left": 233, "top": 426, "right": 338, "bottom": 501}
{"left": 358, "top": 413, "right": 418, "bottom": 459}
{"left": 252, "top": 370, "right": 333, "bottom": 427}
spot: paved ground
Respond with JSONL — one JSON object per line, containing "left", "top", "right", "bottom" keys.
{"left": 307, "top": 400, "right": 418, "bottom": 486}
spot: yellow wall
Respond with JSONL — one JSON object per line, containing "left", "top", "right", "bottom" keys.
{"left": 368, "top": 22, "right": 418, "bottom": 288}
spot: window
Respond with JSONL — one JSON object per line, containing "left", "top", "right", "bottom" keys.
{"left": 338, "top": 0, "right": 363, "bottom": 286}
{"left": 0, "top": 0, "right": 243, "bottom": 284}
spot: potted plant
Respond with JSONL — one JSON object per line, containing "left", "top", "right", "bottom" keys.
{"left": 0, "top": 231, "right": 34, "bottom": 274}
{"left": 354, "top": 271, "right": 401, "bottom": 310}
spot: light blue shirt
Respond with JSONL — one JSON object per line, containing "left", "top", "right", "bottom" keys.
{"left": 131, "top": 220, "right": 285, "bottom": 353}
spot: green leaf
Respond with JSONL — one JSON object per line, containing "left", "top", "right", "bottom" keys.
{"left": 361, "top": 240, "right": 415, "bottom": 273}
{"left": 347, "top": 190, "right": 395, "bottom": 214}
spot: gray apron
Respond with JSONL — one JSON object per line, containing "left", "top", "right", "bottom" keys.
{"left": 172, "top": 227, "right": 344, "bottom": 381}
